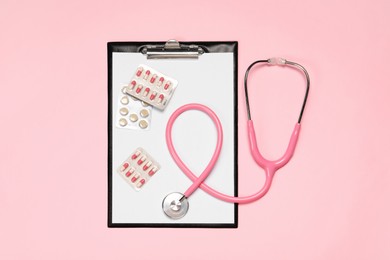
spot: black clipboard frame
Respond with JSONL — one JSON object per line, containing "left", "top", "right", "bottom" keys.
{"left": 108, "top": 41, "right": 238, "bottom": 228}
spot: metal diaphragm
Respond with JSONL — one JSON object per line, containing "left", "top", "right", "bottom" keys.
{"left": 162, "top": 192, "right": 189, "bottom": 219}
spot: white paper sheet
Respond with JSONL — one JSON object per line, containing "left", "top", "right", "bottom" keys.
{"left": 111, "top": 52, "right": 235, "bottom": 224}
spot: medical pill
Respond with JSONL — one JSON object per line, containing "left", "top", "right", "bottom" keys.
{"left": 143, "top": 87, "right": 150, "bottom": 97}
{"left": 157, "top": 77, "right": 164, "bottom": 87}
{"left": 129, "top": 113, "right": 138, "bottom": 122}
{"left": 131, "top": 173, "right": 140, "bottom": 183}
{"left": 141, "top": 101, "right": 149, "bottom": 107}
{"left": 131, "top": 150, "right": 141, "bottom": 160}
{"left": 137, "top": 155, "right": 146, "bottom": 165}
{"left": 120, "top": 162, "right": 129, "bottom": 171}
{"left": 119, "top": 118, "right": 127, "bottom": 127}
{"left": 125, "top": 167, "right": 135, "bottom": 177}
{"left": 122, "top": 87, "right": 128, "bottom": 93}
{"left": 158, "top": 94, "right": 164, "bottom": 103}
{"left": 150, "top": 91, "right": 157, "bottom": 101}
{"left": 164, "top": 81, "right": 171, "bottom": 90}
{"left": 121, "top": 96, "right": 129, "bottom": 105}
{"left": 149, "top": 166, "right": 158, "bottom": 176}
{"left": 140, "top": 109, "right": 149, "bottom": 118}
{"left": 139, "top": 120, "right": 148, "bottom": 129}
{"left": 136, "top": 67, "right": 143, "bottom": 77}
{"left": 136, "top": 179, "right": 146, "bottom": 188}
{"left": 136, "top": 85, "right": 143, "bottom": 94}
{"left": 129, "top": 80, "right": 137, "bottom": 90}
{"left": 144, "top": 70, "right": 150, "bottom": 80}
{"left": 150, "top": 74, "right": 157, "bottom": 83}
{"left": 119, "top": 107, "right": 129, "bottom": 116}
{"left": 143, "top": 161, "right": 152, "bottom": 171}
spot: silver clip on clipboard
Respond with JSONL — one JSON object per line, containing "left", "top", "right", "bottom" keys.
{"left": 141, "top": 39, "right": 205, "bottom": 59}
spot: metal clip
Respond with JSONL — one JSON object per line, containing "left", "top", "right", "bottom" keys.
{"left": 141, "top": 40, "right": 204, "bottom": 59}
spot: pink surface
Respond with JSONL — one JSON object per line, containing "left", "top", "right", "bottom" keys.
{"left": 0, "top": 0, "right": 389, "bottom": 259}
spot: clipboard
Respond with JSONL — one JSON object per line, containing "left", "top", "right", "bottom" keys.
{"left": 108, "top": 40, "right": 238, "bottom": 228}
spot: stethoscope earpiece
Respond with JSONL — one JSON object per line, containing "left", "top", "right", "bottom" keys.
{"left": 244, "top": 57, "right": 310, "bottom": 123}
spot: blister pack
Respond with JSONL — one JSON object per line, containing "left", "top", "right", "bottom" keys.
{"left": 124, "top": 64, "right": 178, "bottom": 110}
{"left": 116, "top": 86, "right": 152, "bottom": 130}
{"left": 117, "top": 148, "right": 161, "bottom": 191}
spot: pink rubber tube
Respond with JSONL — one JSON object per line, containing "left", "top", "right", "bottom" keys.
{"left": 166, "top": 104, "right": 301, "bottom": 204}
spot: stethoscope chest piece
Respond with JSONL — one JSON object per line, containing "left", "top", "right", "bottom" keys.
{"left": 162, "top": 192, "right": 189, "bottom": 219}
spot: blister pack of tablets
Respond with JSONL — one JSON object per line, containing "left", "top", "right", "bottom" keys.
{"left": 116, "top": 86, "right": 152, "bottom": 130}
{"left": 117, "top": 148, "right": 161, "bottom": 191}
{"left": 124, "top": 64, "right": 178, "bottom": 111}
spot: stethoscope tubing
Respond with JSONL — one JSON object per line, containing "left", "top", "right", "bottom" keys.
{"left": 166, "top": 103, "right": 223, "bottom": 199}
{"left": 166, "top": 58, "right": 310, "bottom": 205}
{"left": 166, "top": 104, "right": 281, "bottom": 204}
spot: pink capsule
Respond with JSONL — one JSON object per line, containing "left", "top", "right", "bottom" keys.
{"left": 143, "top": 161, "right": 152, "bottom": 171}
{"left": 120, "top": 162, "right": 129, "bottom": 171}
{"left": 137, "top": 155, "right": 146, "bottom": 165}
{"left": 158, "top": 94, "right": 164, "bottom": 103}
{"left": 150, "top": 74, "right": 157, "bottom": 83}
{"left": 157, "top": 77, "right": 164, "bottom": 87}
{"left": 128, "top": 80, "right": 137, "bottom": 90}
{"left": 125, "top": 167, "right": 135, "bottom": 177}
{"left": 164, "top": 81, "right": 171, "bottom": 90}
{"left": 148, "top": 166, "right": 158, "bottom": 176}
{"left": 131, "top": 173, "right": 140, "bottom": 183}
{"left": 131, "top": 150, "right": 141, "bottom": 160}
{"left": 136, "top": 85, "right": 143, "bottom": 94}
{"left": 143, "top": 70, "right": 150, "bottom": 80}
{"left": 136, "top": 67, "right": 143, "bottom": 77}
{"left": 136, "top": 179, "right": 146, "bottom": 188}
{"left": 150, "top": 91, "right": 157, "bottom": 101}
{"left": 143, "top": 87, "right": 150, "bottom": 97}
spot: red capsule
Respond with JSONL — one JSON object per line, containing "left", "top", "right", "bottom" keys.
{"left": 148, "top": 166, "right": 158, "bottom": 176}
{"left": 143, "top": 87, "right": 150, "bottom": 97}
{"left": 131, "top": 150, "right": 141, "bottom": 160}
{"left": 143, "top": 70, "right": 150, "bottom": 80}
{"left": 129, "top": 80, "right": 137, "bottom": 90}
{"left": 136, "top": 85, "right": 143, "bottom": 94}
{"left": 131, "top": 173, "right": 140, "bottom": 183}
{"left": 150, "top": 91, "right": 157, "bottom": 101}
{"left": 157, "top": 77, "right": 164, "bottom": 87}
{"left": 120, "top": 162, "right": 129, "bottom": 171}
{"left": 137, "top": 155, "right": 146, "bottom": 165}
{"left": 143, "top": 161, "right": 152, "bottom": 171}
{"left": 125, "top": 168, "right": 135, "bottom": 177}
{"left": 150, "top": 74, "right": 157, "bottom": 83}
{"left": 136, "top": 179, "right": 146, "bottom": 188}
{"left": 158, "top": 94, "right": 164, "bottom": 103}
{"left": 136, "top": 67, "right": 143, "bottom": 77}
{"left": 164, "top": 81, "right": 171, "bottom": 90}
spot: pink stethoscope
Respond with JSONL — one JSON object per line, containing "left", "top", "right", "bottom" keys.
{"left": 162, "top": 58, "right": 310, "bottom": 219}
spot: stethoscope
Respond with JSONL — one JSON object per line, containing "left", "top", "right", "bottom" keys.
{"left": 162, "top": 57, "right": 310, "bottom": 219}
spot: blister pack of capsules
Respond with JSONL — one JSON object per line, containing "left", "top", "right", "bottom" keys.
{"left": 124, "top": 64, "right": 178, "bottom": 111}
{"left": 117, "top": 148, "right": 161, "bottom": 191}
{"left": 116, "top": 86, "right": 152, "bottom": 130}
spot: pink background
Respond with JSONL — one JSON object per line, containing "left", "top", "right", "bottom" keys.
{"left": 1, "top": 0, "right": 389, "bottom": 259}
